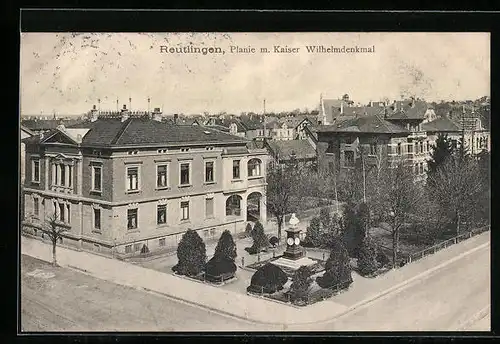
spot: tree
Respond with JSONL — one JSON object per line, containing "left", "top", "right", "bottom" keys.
{"left": 357, "top": 235, "right": 380, "bottom": 276}
{"left": 427, "top": 133, "right": 454, "bottom": 185}
{"left": 316, "top": 237, "right": 352, "bottom": 289}
{"left": 247, "top": 263, "right": 288, "bottom": 294}
{"left": 265, "top": 163, "right": 302, "bottom": 241}
{"left": 204, "top": 256, "right": 237, "bottom": 282}
{"left": 42, "top": 211, "right": 68, "bottom": 266}
{"left": 289, "top": 266, "right": 314, "bottom": 302}
{"left": 172, "top": 229, "right": 207, "bottom": 276}
{"left": 319, "top": 207, "right": 332, "bottom": 229}
{"left": 213, "top": 230, "right": 237, "bottom": 261}
{"left": 303, "top": 217, "right": 322, "bottom": 247}
{"left": 381, "top": 162, "right": 424, "bottom": 268}
{"left": 428, "top": 156, "right": 484, "bottom": 236}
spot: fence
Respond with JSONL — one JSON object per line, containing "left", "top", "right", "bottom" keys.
{"left": 405, "top": 225, "right": 490, "bottom": 265}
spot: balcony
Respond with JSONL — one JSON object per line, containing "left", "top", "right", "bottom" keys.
{"left": 408, "top": 131, "right": 427, "bottom": 139}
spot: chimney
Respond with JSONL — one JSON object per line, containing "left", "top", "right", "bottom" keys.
{"left": 173, "top": 114, "right": 178, "bottom": 124}
{"left": 369, "top": 100, "right": 373, "bottom": 107}
{"left": 384, "top": 107, "right": 388, "bottom": 119}
{"left": 90, "top": 104, "right": 99, "bottom": 122}
{"left": 340, "top": 101, "right": 344, "bottom": 115}
{"left": 152, "top": 107, "right": 162, "bottom": 122}
{"left": 121, "top": 104, "right": 130, "bottom": 122}
{"left": 410, "top": 97, "right": 415, "bottom": 108}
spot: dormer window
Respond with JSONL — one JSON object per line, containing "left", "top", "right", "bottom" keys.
{"left": 181, "top": 148, "right": 190, "bottom": 152}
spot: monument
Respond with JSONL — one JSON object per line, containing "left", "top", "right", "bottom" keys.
{"left": 272, "top": 213, "right": 316, "bottom": 270}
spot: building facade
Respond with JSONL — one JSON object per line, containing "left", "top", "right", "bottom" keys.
{"left": 22, "top": 106, "right": 268, "bottom": 258}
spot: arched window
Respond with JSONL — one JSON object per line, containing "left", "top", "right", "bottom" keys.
{"left": 247, "top": 158, "right": 262, "bottom": 177}
{"left": 226, "top": 195, "right": 242, "bottom": 216}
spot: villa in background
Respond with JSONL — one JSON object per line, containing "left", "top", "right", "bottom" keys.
{"left": 315, "top": 96, "right": 490, "bottom": 182}
{"left": 22, "top": 105, "right": 268, "bottom": 258}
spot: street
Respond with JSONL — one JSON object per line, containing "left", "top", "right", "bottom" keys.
{"left": 21, "top": 241, "right": 490, "bottom": 332}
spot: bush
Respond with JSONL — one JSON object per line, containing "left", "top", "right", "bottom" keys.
{"left": 319, "top": 207, "right": 332, "bottom": 229}
{"left": 269, "top": 236, "right": 279, "bottom": 247}
{"left": 357, "top": 236, "right": 379, "bottom": 276}
{"left": 376, "top": 250, "right": 390, "bottom": 267}
{"left": 316, "top": 239, "right": 353, "bottom": 289}
{"left": 214, "top": 230, "right": 237, "bottom": 261}
{"left": 247, "top": 263, "right": 288, "bottom": 294}
{"left": 172, "top": 229, "right": 207, "bottom": 277}
{"left": 303, "top": 217, "right": 322, "bottom": 247}
{"left": 289, "top": 266, "right": 314, "bottom": 302}
{"left": 245, "top": 223, "right": 253, "bottom": 236}
{"left": 204, "top": 256, "right": 237, "bottom": 282}
{"left": 140, "top": 244, "right": 150, "bottom": 255}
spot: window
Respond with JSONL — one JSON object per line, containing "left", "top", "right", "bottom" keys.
{"left": 205, "top": 198, "right": 214, "bottom": 218}
{"left": 369, "top": 143, "right": 377, "bottom": 155}
{"left": 181, "top": 201, "right": 190, "bottom": 220}
{"left": 157, "top": 165, "right": 168, "bottom": 188}
{"left": 226, "top": 195, "right": 242, "bottom": 216}
{"left": 157, "top": 205, "right": 167, "bottom": 225}
{"left": 232, "top": 160, "right": 241, "bottom": 179}
{"left": 134, "top": 243, "right": 141, "bottom": 252}
{"left": 327, "top": 141, "right": 335, "bottom": 153}
{"left": 127, "top": 167, "right": 139, "bottom": 191}
{"left": 127, "top": 209, "right": 138, "bottom": 229}
{"left": 32, "top": 160, "right": 40, "bottom": 182}
{"left": 210, "top": 228, "right": 216, "bottom": 237}
{"left": 66, "top": 204, "right": 70, "bottom": 224}
{"left": 328, "top": 162, "right": 334, "bottom": 173}
{"left": 451, "top": 140, "right": 458, "bottom": 150}
{"left": 94, "top": 208, "right": 101, "bottom": 229}
{"left": 419, "top": 162, "right": 424, "bottom": 174}
{"left": 159, "top": 238, "right": 166, "bottom": 247}
{"left": 92, "top": 166, "right": 102, "bottom": 191}
{"left": 33, "top": 198, "right": 39, "bottom": 217}
{"left": 205, "top": 161, "right": 214, "bottom": 183}
{"left": 59, "top": 203, "right": 65, "bottom": 222}
{"left": 407, "top": 144, "right": 413, "bottom": 154}
{"left": 60, "top": 165, "right": 66, "bottom": 186}
{"left": 397, "top": 143, "right": 402, "bottom": 155}
{"left": 125, "top": 245, "right": 132, "bottom": 254}
{"left": 426, "top": 141, "right": 429, "bottom": 152}
{"left": 344, "top": 151, "right": 355, "bottom": 167}
{"left": 180, "top": 163, "right": 190, "bottom": 185}
{"left": 247, "top": 159, "right": 262, "bottom": 177}
{"left": 68, "top": 166, "right": 72, "bottom": 187}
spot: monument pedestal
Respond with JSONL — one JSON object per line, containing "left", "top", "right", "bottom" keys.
{"left": 272, "top": 256, "right": 317, "bottom": 270}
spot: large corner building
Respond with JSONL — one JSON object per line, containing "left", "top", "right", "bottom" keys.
{"left": 22, "top": 106, "right": 268, "bottom": 257}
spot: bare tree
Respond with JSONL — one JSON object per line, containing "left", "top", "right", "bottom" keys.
{"left": 265, "top": 162, "right": 303, "bottom": 241}
{"left": 428, "top": 156, "right": 484, "bottom": 236}
{"left": 42, "top": 211, "right": 68, "bottom": 266}
{"left": 376, "top": 161, "right": 423, "bottom": 267}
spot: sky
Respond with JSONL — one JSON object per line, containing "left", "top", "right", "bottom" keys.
{"left": 20, "top": 32, "right": 490, "bottom": 116}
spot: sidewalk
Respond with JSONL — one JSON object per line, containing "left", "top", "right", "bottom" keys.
{"left": 21, "top": 230, "right": 489, "bottom": 325}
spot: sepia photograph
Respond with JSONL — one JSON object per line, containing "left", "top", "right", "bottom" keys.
{"left": 19, "top": 29, "right": 491, "bottom": 332}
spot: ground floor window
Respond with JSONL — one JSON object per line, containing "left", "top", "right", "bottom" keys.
{"left": 181, "top": 201, "right": 190, "bottom": 220}
{"left": 128, "top": 208, "right": 138, "bottom": 229}
{"left": 134, "top": 243, "right": 141, "bottom": 252}
{"left": 125, "top": 245, "right": 132, "bottom": 253}
{"left": 159, "top": 238, "right": 166, "bottom": 247}
{"left": 94, "top": 208, "right": 101, "bottom": 230}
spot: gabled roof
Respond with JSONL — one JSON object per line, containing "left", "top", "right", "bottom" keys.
{"left": 266, "top": 139, "right": 316, "bottom": 161}
{"left": 21, "top": 118, "right": 83, "bottom": 131}
{"left": 385, "top": 99, "right": 430, "bottom": 121}
{"left": 421, "top": 116, "right": 461, "bottom": 133}
{"left": 316, "top": 115, "right": 409, "bottom": 135}
{"left": 21, "top": 125, "right": 35, "bottom": 136}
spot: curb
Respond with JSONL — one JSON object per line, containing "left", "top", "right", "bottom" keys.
{"left": 300, "top": 240, "right": 490, "bottom": 326}
{"left": 459, "top": 305, "right": 490, "bottom": 331}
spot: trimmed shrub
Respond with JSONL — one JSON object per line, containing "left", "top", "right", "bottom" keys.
{"left": 172, "top": 229, "right": 207, "bottom": 277}
{"left": 140, "top": 244, "right": 150, "bottom": 255}
{"left": 316, "top": 238, "right": 353, "bottom": 289}
{"left": 214, "top": 230, "right": 237, "bottom": 261}
{"left": 357, "top": 235, "right": 379, "bottom": 276}
{"left": 247, "top": 263, "right": 288, "bottom": 294}
{"left": 204, "top": 256, "right": 237, "bottom": 282}
{"left": 303, "top": 217, "right": 322, "bottom": 247}
{"left": 248, "top": 221, "right": 268, "bottom": 254}
{"left": 289, "top": 266, "right": 314, "bottom": 302}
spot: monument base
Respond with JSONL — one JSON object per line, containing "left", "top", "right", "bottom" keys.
{"left": 271, "top": 256, "right": 317, "bottom": 271}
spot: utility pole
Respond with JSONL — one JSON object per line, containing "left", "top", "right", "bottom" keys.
{"left": 147, "top": 97, "right": 151, "bottom": 114}
{"left": 116, "top": 98, "right": 119, "bottom": 112}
